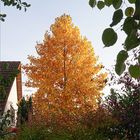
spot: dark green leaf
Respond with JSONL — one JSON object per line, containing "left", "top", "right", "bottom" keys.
{"left": 22, "top": 2, "right": 30, "bottom": 7}
{"left": 22, "top": 2, "right": 28, "bottom": 6}
{"left": 138, "top": 56, "right": 140, "bottom": 63}
{"left": 129, "top": 65, "right": 140, "bottom": 78}
{"left": 4, "top": 2, "right": 7, "bottom": 6}
{"left": 16, "top": 4, "right": 20, "bottom": 9}
{"left": 123, "top": 17, "right": 137, "bottom": 35}
{"left": 89, "top": 0, "right": 96, "bottom": 8}
{"left": 113, "top": 0, "right": 122, "bottom": 9}
{"left": 1, "top": 18, "right": 5, "bottom": 22}
{"left": 115, "top": 50, "right": 128, "bottom": 75}
{"left": 128, "top": 0, "right": 136, "bottom": 4}
{"left": 138, "top": 22, "right": 140, "bottom": 29}
{"left": 115, "top": 62, "right": 126, "bottom": 75}
{"left": 104, "top": 0, "right": 112, "bottom": 6}
{"left": 0, "top": 14, "right": 6, "bottom": 18}
{"left": 110, "top": 9, "right": 123, "bottom": 27}
{"left": 124, "top": 30, "right": 140, "bottom": 51}
{"left": 125, "top": 7, "right": 134, "bottom": 17}
{"left": 133, "top": 0, "right": 140, "bottom": 20}
{"left": 102, "top": 28, "right": 117, "bottom": 47}
{"left": 26, "top": 4, "right": 31, "bottom": 7}
{"left": 97, "top": 1, "right": 105, "bottom": 10}
{"left": 24, "top": 8, "right": 27, "bottom": 12}
{"left": 12, "top": 2, "right": 17, "bottom": 6}
{"left": 2, "top": 14, "right": 6, "bottom": 17}
{"left": 117, "top": 50, "right": 128, "bottom": 63}
{"left": 7, "top": 0, "right": 12, "bottom": 6}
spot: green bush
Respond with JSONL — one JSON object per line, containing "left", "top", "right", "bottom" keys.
{"left": 16, "top": 124, "right": 49, "bottom": 140}
{"left": 15, "top": 123, "right": 112, "bottom": 140}
{"left": 0, "top": 133, "right": 16, "bottom": 140}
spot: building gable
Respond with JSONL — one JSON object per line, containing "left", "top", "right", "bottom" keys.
{"left": 0, "top": 61, "right": 22, "bottom": 116}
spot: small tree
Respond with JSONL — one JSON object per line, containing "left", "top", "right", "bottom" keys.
{"left": 23, "top": 14, "right": 107, "bottom": 128}
{"left": 17, "top": 97, "right": 32, "bottom": 125}
{"left": 105, "top": 71, "right": 140, "bottom": 139}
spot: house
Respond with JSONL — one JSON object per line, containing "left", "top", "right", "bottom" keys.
{"left": 0, "top": 61, "right": 22, "bottom": 126}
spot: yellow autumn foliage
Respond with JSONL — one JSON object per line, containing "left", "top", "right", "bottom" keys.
{"left": 23, "top": 14, "right": 107, "bottom": 128}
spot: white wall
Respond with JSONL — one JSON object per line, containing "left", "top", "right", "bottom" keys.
{"left": 4, "top": 78, "right": 18, "bottom": 126}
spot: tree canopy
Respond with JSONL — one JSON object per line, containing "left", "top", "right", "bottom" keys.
{"left": 23, "top": 14, "right": 107, "bottom": 128}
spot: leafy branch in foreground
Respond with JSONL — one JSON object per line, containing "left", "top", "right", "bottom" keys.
{"left": 89, "top": 0, "right": 140, "bottom": 78}
{"left": 0, "top": 0, "right": 30, "bottom": 22}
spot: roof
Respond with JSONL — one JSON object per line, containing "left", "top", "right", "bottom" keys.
{"left": 0, "top": 61, "right": 21, "bottom": 115}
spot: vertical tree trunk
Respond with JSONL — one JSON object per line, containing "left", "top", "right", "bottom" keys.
{"left": 63, "top": 45, "right": 67, "bottom": 90}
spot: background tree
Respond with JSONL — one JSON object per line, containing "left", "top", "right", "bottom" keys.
{"left": 89, "top": 0, "right": 140, "bottom": 78}
{"left": 23, "top": 14, "right": 107, "bottom": 129}
{"left": 104, "top": 49, "right": 140, "bottom": 139}
{"left": 105, "top": 73, "right": 140, "bottom": 139}
{"left": 17, "top": 96, "right": 32, "bottom": 125}
{"left": 0, "top": 0, "right": 30, "bottom": 22}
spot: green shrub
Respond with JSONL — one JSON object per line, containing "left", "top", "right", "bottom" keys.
{"left": 15, "top": 123, "right": 112, "bottom": 140}
{"left": 16, "top": 124, "right": 49, "bottom": 140}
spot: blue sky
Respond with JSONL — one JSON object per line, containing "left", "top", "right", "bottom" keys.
{"left": 0, "top": 0, "right": 125, "bottom": 94}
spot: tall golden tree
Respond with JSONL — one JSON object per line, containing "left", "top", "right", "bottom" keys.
{"left": 23, "top": 14, "right": 106, "bottom": 128}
